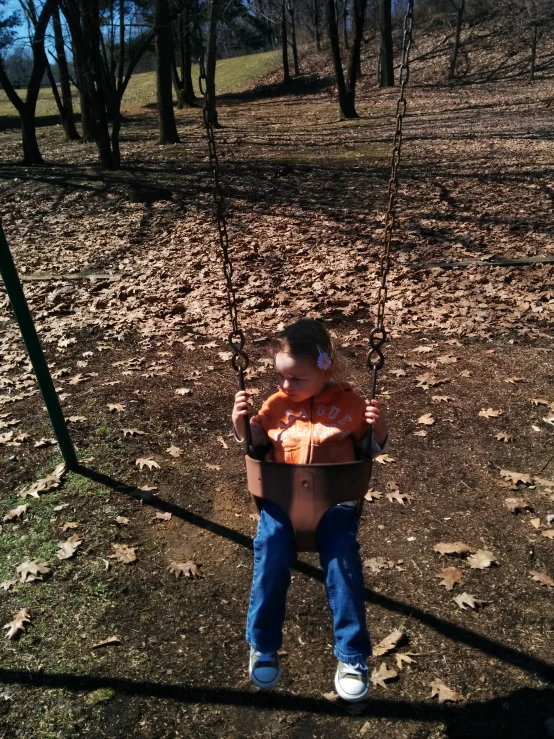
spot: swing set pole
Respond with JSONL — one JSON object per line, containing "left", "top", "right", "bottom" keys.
{"left": 0, "top": 220, "right": 78, "bottom": 470}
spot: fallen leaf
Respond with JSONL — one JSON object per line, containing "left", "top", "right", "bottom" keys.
{"left": 61, "top": 521, "right": 79, "bottom": 531}
{"left": 17, "top": 463, "right": 66, "bottom": 499}
{"left": 530, "top": 517, "right": 542, "bottom": 529}
{"left": 110, "top": 544, "right": 137, "bottom": 563}
{"left": 217, "top": 435, "right": 229, "bottom": 449}
{"left": 530, "top": 570, "right": 554, "bottom": 587}
{"left": 453, "top": 592, "right": 487, "bottom": 610}
{"left": 69, "top": 373, "right": 87, "bottom": 385}
{"left": 390, "top": 368, "right": 406, "bottom": 377}
{"left": 418, "top": 413, "right": 435, "bottom": 425}
{"left": 33, "top": 438, "right": 57, "bottom": 448}
{"left": 0, "top": 579, "right": 17, "bottom": 591}
{"left": 154, "top": 511, "right": 172, "bottom": 522}
{"left": 364, "top": 557, "right": 394, "bottom": 573}
{"left": 168, "top": 560, "right": 202, "bottom": 579}
{"left": 542, "top": 530, "right": 554, "bottom": 540}
{"left": 107, "top": 403, "right": 125, "bottom": 413}
{"left": 395, "top": 653, "right": 417, "bottom": 670}
{"left": 15, "top": 560, "right": 51, "bottom": 583}
{"left": 460, "top": 369, "right": 471, "bottom": 378}
{"left": 500, "top": 469, "right": 533, "bottom": 485}
{"left": 495, "top": 432, "right": 513, "bottom": 443}
{"left": 429, "top": 678, "right": 464, "bottom": 703}
{"left": 166, "top": 445, "right": 182, "bottom": 458}
{"left": 3, "top": 504, "right": 27, "bottom": 522}
{"left": 467, "top": 549, "right": 497, "bottom": 569}
{"left": 67, "top": 415, "right": 87, "bottom": 423}
{"left": 175, "top": 388, "right": 192, "bottom": 396}
{"left": 373, "top": 629, "right": 404, "bottom": 657}
{"left": 434, "top": 542, "right": 476, "bottom": 556}
{"left": 249, "top": 513, "right": 260, "bottom": 521}
{"left": 123, "top": 428, "right": 146, "bottom": 437}
{"left": 504, "top": 377, "right": 525, "bottom": 384}
{"left": 413, "top": 429, "right": 428, "bottom": 437}
{"left": 115, "top": 516, "right": 130, "bottom": 526}
{"left": 435, "top": 567, "right": 463, "bottom": 591}
{"left": 432, "top": 395, "right": 453, "bottom": 403}
{"left": 504, "top": 497, "right": 532, "bottom": 514}
{"left": 205, "top": 463, "right": 221, "bottom": 470}
{"left": 364, "top": 489, "right": 383, "bottom": 501}
{"left": 57, "top": 534, "right": 82, "bottom": 560}
{"left": 543, "top": 415, "right": 554, "bottom": 427}
{"left": 416, "top": 373, "right": 446, "bottom": 389}
{"left": 374, "top": 454, "right": 396, "bottom": 465}
{"left": 91, "top": 636, "right": 121, "bottom": 649}
{"left": 530, "top": 398, "right": 550, "bottom": 406}
{"left": 478, "top": 408, "right": 503, "bottom": 418}
{"left": 3, "top": 609, "right": 31, "bottom": 640}
{"left": 370, "top": 662, "right": 398, "bottom": 688}
{"left": 136, "top": 458, "right": 160, "bottom": 471}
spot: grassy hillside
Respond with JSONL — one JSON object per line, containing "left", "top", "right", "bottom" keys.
{"left": 0, "top": 49, "right": 280, "bottom": 120}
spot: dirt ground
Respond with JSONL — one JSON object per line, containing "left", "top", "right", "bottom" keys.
{"left": 1, "top": 35, "right": 554, "bottom": 739}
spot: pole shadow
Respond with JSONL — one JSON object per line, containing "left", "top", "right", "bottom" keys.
{"left": 75, "top": 465, "right": 554, "bottom": 686}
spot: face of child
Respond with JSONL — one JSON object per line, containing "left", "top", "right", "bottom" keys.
{"left": 274, "top": 351, "right": 332, "bottom": 403}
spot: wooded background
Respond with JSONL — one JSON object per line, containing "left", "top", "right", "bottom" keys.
{"left": 1, "top": 0, "right": 553, "bottom": 169}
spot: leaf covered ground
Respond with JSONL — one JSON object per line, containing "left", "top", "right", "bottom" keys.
{"left": 0, "top": 33, "right": 554, "bottom": 739}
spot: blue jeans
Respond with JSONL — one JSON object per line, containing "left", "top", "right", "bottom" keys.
{"left": 246, "top": 500, "right": 372, "bottom": 664}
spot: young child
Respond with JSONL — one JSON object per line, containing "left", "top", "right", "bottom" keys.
{"left": 232, "top": 318, "right": 388, "bottom": 701}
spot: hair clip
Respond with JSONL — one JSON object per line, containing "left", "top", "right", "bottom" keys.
{"left": 316, "top": 345, "right": 332, "bottom": 370}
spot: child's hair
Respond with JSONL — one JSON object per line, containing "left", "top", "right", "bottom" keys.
{"left": 270, "top": 318, "right": 337, "bottom": 368}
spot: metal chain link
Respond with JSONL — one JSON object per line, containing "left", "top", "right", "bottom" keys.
{"left": 192, "top": 0, "right": 249, "bottom": 376}
{"left": 367, "top": 0, "right": 414, "bottom": 384}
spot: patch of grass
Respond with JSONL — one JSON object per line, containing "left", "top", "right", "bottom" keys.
{"left": 86, "top": 687, "right": 116, "bottom": 706}
{"left": 123, "top": 50, "right": 280, "bottom": 109}
{"left": 0, "top": 50, "right": 280, "bottom": 119}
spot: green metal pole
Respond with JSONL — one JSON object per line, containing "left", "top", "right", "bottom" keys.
{"left": 0, "top": 220, "right": 78, "bottom": 470}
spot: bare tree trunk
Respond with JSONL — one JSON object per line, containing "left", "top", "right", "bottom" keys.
{"left": 172, "top": 6, "right": 196, "bottom": 109}
{"left": 155, "top": 0, "right": 180, "bottom": 143}
{"left": 313, "top": 0, "right": 321, "bottom": 51}
{"left": 0, "top": 0, "right": 54, "bottom": 164}
{"left": 379, "top": 0, "right": 394, "bottom": 87}
{"left": 281, "top": 0, "right": 290, "bottom": 83}
{"left": 447, "top": 0, "right": 465, "bottom": 80}
{"left": 52, "top": 4, "right": 80, "bottom": 140}
{"left": 530, "top": 22, "right": 537, "bottom": 81}
{"left": 206, "top": 0, "right": 220, "bottom": 126}
{"left": 72, "top": 43, "right": 94, "bottom": 142}
{"left": 343, "top": 0, "right": 349, "bottom": 50}
{"left": 288, "top": 0, "right": 300, "bottom": 76}
{"left": 327, "top": 0, "right": 357, "bottom": 118}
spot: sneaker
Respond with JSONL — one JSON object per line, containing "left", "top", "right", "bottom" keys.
{"left": 334, "top": 659, "right": 369, "bottom": 702}
{"left": 249, "top": 648, "right": 281, "bottom": 689}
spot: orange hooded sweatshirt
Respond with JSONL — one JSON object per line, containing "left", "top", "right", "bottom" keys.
{"left": 250, "top": 382, "right": 368, "bottom": 465}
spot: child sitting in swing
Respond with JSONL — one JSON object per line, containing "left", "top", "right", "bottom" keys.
{"left": 232, "top": 318, "right": 388, "bottom": 701}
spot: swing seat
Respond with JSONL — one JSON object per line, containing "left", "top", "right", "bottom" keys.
{"left": 245, "top": 456, "right": 372, "bottom": 552}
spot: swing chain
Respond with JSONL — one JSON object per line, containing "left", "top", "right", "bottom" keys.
{"left": 368, "top": 0, "right": 414, "bottom": 376}
{"left": 192, "top": 0, "right": 249, "bottom": 375}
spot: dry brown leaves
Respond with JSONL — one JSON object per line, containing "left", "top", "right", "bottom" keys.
{"left": 433, "top": 542, "right": 476, "bottom": 557}
{"left": 3, "top": 609, "right": 31, "bottom": 640}
{"left": 435, "top": 567, "right": 463, "bottom": 591}
{"left": 110, "top": 544, "right": 137, "bottom": 564}
{"left": 168, "top": 560, "right": 202, "bottom": 579}
{"left": 56, "top": 535, "right": 82, "bottom": 560}
{"left": 15, "top": 560, "right": 51, "bottom": 583}
{"left": 429, "top": 678, "right": 464, "bottom": 703}
{"left": 453, "top": 592, "right": 487, "bottom": 610}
